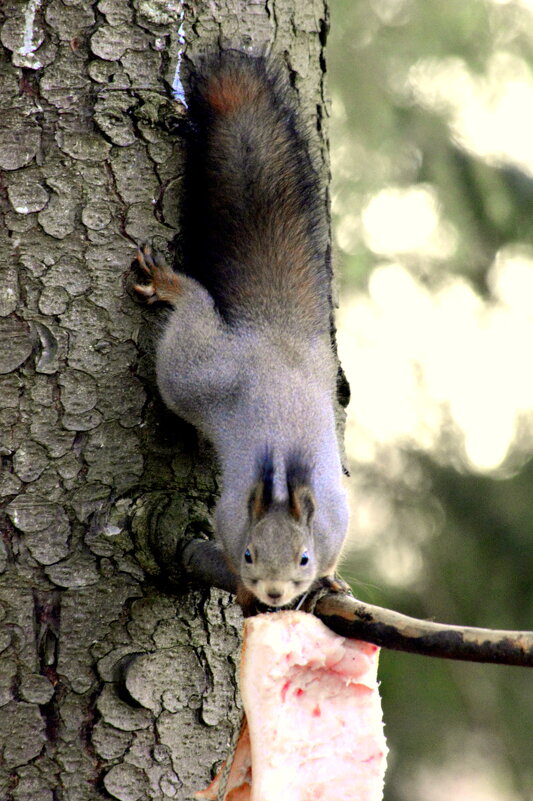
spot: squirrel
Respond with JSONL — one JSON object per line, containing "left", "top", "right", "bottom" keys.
{"left": 134, "top": 52, "right": 349, "bottom": 611}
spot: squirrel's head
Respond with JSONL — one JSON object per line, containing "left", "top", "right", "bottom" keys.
{"left": 240, "top": 458, "right": 316, "bottom": 607}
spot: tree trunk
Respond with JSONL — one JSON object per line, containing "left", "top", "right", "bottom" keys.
{"left": 0, "top": 1, "right": 331, "bottom": 799}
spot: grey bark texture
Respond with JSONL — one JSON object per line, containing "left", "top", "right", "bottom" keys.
{"left": 0, "top": 1, "right": 331, "bottom": 799}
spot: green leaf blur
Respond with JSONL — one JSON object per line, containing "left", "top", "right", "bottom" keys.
{"left": 329, "top": 1, "right": 533, "bottom": 799}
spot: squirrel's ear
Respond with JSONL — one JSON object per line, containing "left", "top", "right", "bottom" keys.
{"left": 288, "top": 485, "right": 315, "bottom": 525}
{"left": 249, "top": 449, "right": 274, "bottom": 521}
{"left": 248, "top": 482, "right": 268, "bottom": 522}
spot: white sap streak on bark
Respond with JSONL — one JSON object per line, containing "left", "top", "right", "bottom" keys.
{"left": 20, "top": 0, "right": 43, "bottom": 55}
{"left": 171, "top": 0, "right": 188, "bottom": 106}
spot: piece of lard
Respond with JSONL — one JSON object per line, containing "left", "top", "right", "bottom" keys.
{"left": 197, "top": 610, "right": 387, "bottom": 801}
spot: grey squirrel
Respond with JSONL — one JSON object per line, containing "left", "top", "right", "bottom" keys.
{"left": 134, "top": 53, "right": 349, "bottom": 611}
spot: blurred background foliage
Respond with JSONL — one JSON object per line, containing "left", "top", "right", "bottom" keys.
{"left": 328, "top": 1, "right": 533, "bottom": 799}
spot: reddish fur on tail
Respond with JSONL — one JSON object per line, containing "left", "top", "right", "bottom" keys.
{"left": 205, "top": 71, "right": 267, "bottom": 115}
{"left": 183, "top": 53, "right": 331, "bottom": 335}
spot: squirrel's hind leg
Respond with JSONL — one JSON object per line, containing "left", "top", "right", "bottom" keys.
{"left": 133, "top": 245, "right": 183, "bottom": 305}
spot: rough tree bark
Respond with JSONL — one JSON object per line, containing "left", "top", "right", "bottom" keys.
{"left": 0, "top": 1, "right": 332, "bottom": 799}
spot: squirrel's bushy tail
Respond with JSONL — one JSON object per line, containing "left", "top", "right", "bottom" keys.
{"left": 183, "top": 52, "right": 330, "bottom": 334}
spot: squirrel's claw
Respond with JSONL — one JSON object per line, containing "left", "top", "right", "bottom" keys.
{"left": 319, "top": 574, "right": 352, "bottom": 596}
{"left": 132, "top": 245, "right": 182, "bottom": 306}
{"left": 135, "top": 244, "right": 155, "bottom": 276}
{"left": 133, "top": 282, "right": 155, "bottom": 297}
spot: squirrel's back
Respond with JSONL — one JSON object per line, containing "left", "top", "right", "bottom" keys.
{"left": 184, "top": 53, "right": 330, "bottom": 334}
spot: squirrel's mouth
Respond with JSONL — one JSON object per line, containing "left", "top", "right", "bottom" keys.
{"left": 247, "top": 579, "right": 312, "bottom": 609}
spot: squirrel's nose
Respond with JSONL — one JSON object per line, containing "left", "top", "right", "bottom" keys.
{"left": 266, "top": 590, "right": 283, "bottom": 603}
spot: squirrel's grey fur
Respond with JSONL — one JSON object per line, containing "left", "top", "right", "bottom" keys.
{"left": 135, "top": 53, "right": 349, "bottom": 610}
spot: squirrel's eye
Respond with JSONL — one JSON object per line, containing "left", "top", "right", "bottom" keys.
{"left": 300, "top": 551, "right": 309, "bottom": 566}
{"left": 244, "top": 548, "right": 253, "bottom": 564}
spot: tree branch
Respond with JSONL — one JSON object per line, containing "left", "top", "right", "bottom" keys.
{"left": 307, "top": 591, "right": 533, "bottom": 668}
{"left": 174, "top": 539, "right": 533, "bottom": 667}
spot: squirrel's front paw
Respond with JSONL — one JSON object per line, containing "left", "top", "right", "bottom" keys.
{"left": 318, "top": 574, "right": 352, "bottom": 596}
{"left": 133, "top": 244, "right": 182, "bottom": 305}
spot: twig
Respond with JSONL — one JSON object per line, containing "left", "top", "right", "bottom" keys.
{"left": 308, "top": 591, "right": 533, "bottom": 668}
{"left": 176, "top": 541, "right": 533, "bottom": 666}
